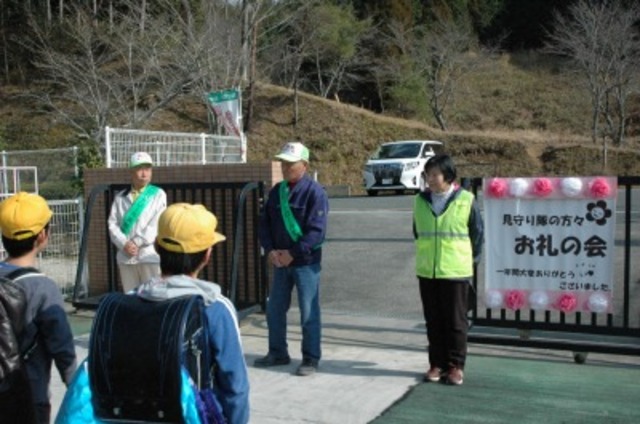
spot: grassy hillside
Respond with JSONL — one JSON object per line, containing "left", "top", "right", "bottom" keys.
{"left": 152, "top": 81, "right": 640, "bottom": 193}
{"left": 2, "top": 52, "right": 640, "bottom": 194}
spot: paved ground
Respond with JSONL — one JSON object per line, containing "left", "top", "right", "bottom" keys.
{"left": 51, "top": 308, "right": 640, "bottom": 424}
{"left": 49, "top": 191, "right": 640, "bottom": 422}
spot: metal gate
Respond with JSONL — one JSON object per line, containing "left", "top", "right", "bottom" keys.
{"left": 71, "top": 181, "right": 267, "bottom": 318}
{"left": 467, "top": 176, "right": 640, "bottom": 358}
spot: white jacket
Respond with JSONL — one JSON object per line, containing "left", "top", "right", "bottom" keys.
{"left": 107, "top": 185, "right": 167, "bottom": 264}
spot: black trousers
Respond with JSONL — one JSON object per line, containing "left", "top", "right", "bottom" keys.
{"left": 418, "top": 277, "right": 469, "bottom": 370}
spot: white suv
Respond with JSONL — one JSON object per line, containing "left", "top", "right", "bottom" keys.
{"left": 363, "top": 140, "right": 443, "bottom": 196}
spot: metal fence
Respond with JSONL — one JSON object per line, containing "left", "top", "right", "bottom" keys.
{"left": 104, "top": 126, "right": 246, "bottom": 167}
{"left": 0, "top": 148, "right": 80, "bottom": 199}
{"left": 467, "top": 176, "right": 640, "bottom": 359}
{"left": 0, "top": 197, "right": 84, "bottom": 298}
{"left": 72, "top": 181, "right": 267, "bottom": 317}
{"left": 0, "top": 166, "right": 39, "bottom": 197}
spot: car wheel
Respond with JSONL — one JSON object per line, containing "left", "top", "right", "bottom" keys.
{"left": 366, "top": 190, "right": 379, "bottom": 196}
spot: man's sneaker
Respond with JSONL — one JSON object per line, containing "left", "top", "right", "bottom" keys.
{"left": 296, "top": 358, "right": 318, "bottom": 376}
{"left": 254, "top": 354, "right": 291, "bottom": 367}
{"left": 424, "top": 367, "right": 443, "bottom": 382}
{"left": 447, "top": 367, "right": 464, "bottom": 385}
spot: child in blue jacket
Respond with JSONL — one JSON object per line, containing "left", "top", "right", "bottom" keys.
{"left": 57, "top": 203, "right": 249, "bottom": 424}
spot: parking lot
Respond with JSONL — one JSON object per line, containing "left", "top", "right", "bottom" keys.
{"left": 322, "top": 194, "right": 422, "bottom": 320}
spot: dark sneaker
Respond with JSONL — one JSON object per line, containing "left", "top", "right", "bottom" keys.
{"left": 296, "top": 358, "right": 318, "bottom": 376}
{"left": 424, "top": 366, "right": 443, "bottom": 382}
{"left": 254, "top": 354, "right": 291, "bottom": 367}
{"left": 447, "top": 367, "right": 464, "bottom": 385}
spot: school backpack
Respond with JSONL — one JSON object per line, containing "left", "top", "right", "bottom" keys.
{"left": 0, "top": 267, "right": 41, "bottom": 424}
{"left": 0, "top": 267, "right": 41, "bottom": 380}
{"left": 88, "top": 292, "right": 225, "bottom": 423}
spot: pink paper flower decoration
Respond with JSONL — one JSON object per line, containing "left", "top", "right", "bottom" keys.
{"left": 589, "top": 177, "right": 611, "bottom": 198}
{"left": 487, "top": 178, "right": 508, "bottom": 198}
{"left": 556, "top": 293, "right": 577, "bottom": 313}
{"left": 533, "top": 177, "right": 553, "bottom": 197}
{"left": 505, "top": 290, "right": 526, "bottom": 310}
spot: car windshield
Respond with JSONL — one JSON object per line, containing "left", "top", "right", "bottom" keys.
{"left": 372, "top": 143, "right": 422, "bottom": 160}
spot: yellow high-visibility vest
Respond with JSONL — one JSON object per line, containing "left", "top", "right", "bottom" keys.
{"left": 414, "top": 190, "right": 474, "bottom": 279}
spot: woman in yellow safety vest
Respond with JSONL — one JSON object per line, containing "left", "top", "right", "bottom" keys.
{"left": 413, "top": 154, "right": 484, "bottom": 386}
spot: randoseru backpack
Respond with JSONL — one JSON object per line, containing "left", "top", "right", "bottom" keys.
{"left": 88, "top": 292, "right": 225, "bottom": 423}
{"left": 0, "top": 267, "right": 41, "bottom": 381}
{"left": 0, "top": 267, "right": 41, "bottom": 424}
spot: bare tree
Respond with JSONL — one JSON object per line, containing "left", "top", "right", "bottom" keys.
{"left": 0, "top": 0, "right": 9, "bottom": 83}
{"left": 410, "top": 19, "right": 481, "bottom": 131}
{"left": 241, "top": 0, "right": 280, "bottom": 131}
{"left": 169, "top": 0, "right": 246, "bottom": 132}
{"left": 306, "top": 4, "right": 369, "bottom": 99}
{"left": 139, "top": 0, "right": 146, "bottom": 34}
{"left": 258, "top": 0, "right": 318, "bottom": 126}
{"left": 260, "top": 0, "right": 368, "bottom": 126}
{"left": 21, "top": 0, "right": 244, "bottom": 148}
{"left": 546, "top": 0, "right": 640, "bottom": 153}
{"left": 371, "top": 20, "right": 416, "bottom": 114}
{"left": 600, "top": 3, "right": 640, "bottom": 146}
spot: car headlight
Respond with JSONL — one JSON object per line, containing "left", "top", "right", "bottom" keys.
{"left": 364, "top": 164, "right": 374, "bottom": 173}
{"left": 404, "top": 161, "right": 421, "bottom": 171}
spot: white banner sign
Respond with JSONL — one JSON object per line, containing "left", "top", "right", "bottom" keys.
{"left": 207, "top": 89, "right": 242, "bottom": 137}
{"left": 484, "top": 176, "right": 617, "bottom": 313}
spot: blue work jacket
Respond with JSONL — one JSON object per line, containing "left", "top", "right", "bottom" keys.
{"left": 259, "top": 174, "right": 329, "bottom": 266}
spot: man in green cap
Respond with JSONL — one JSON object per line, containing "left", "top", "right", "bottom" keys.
{"left": 255, "top": 142, "right": 329, "bottom": 376}
{"left": 108, "top": 151, "right": 167, "bottom": 292}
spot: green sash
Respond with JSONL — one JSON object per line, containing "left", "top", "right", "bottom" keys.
{"left": 120, "top": 184, "right": 160, "bottom": 236}
{"left": 279, "top": 181, "right": 303, "bottom": 242}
